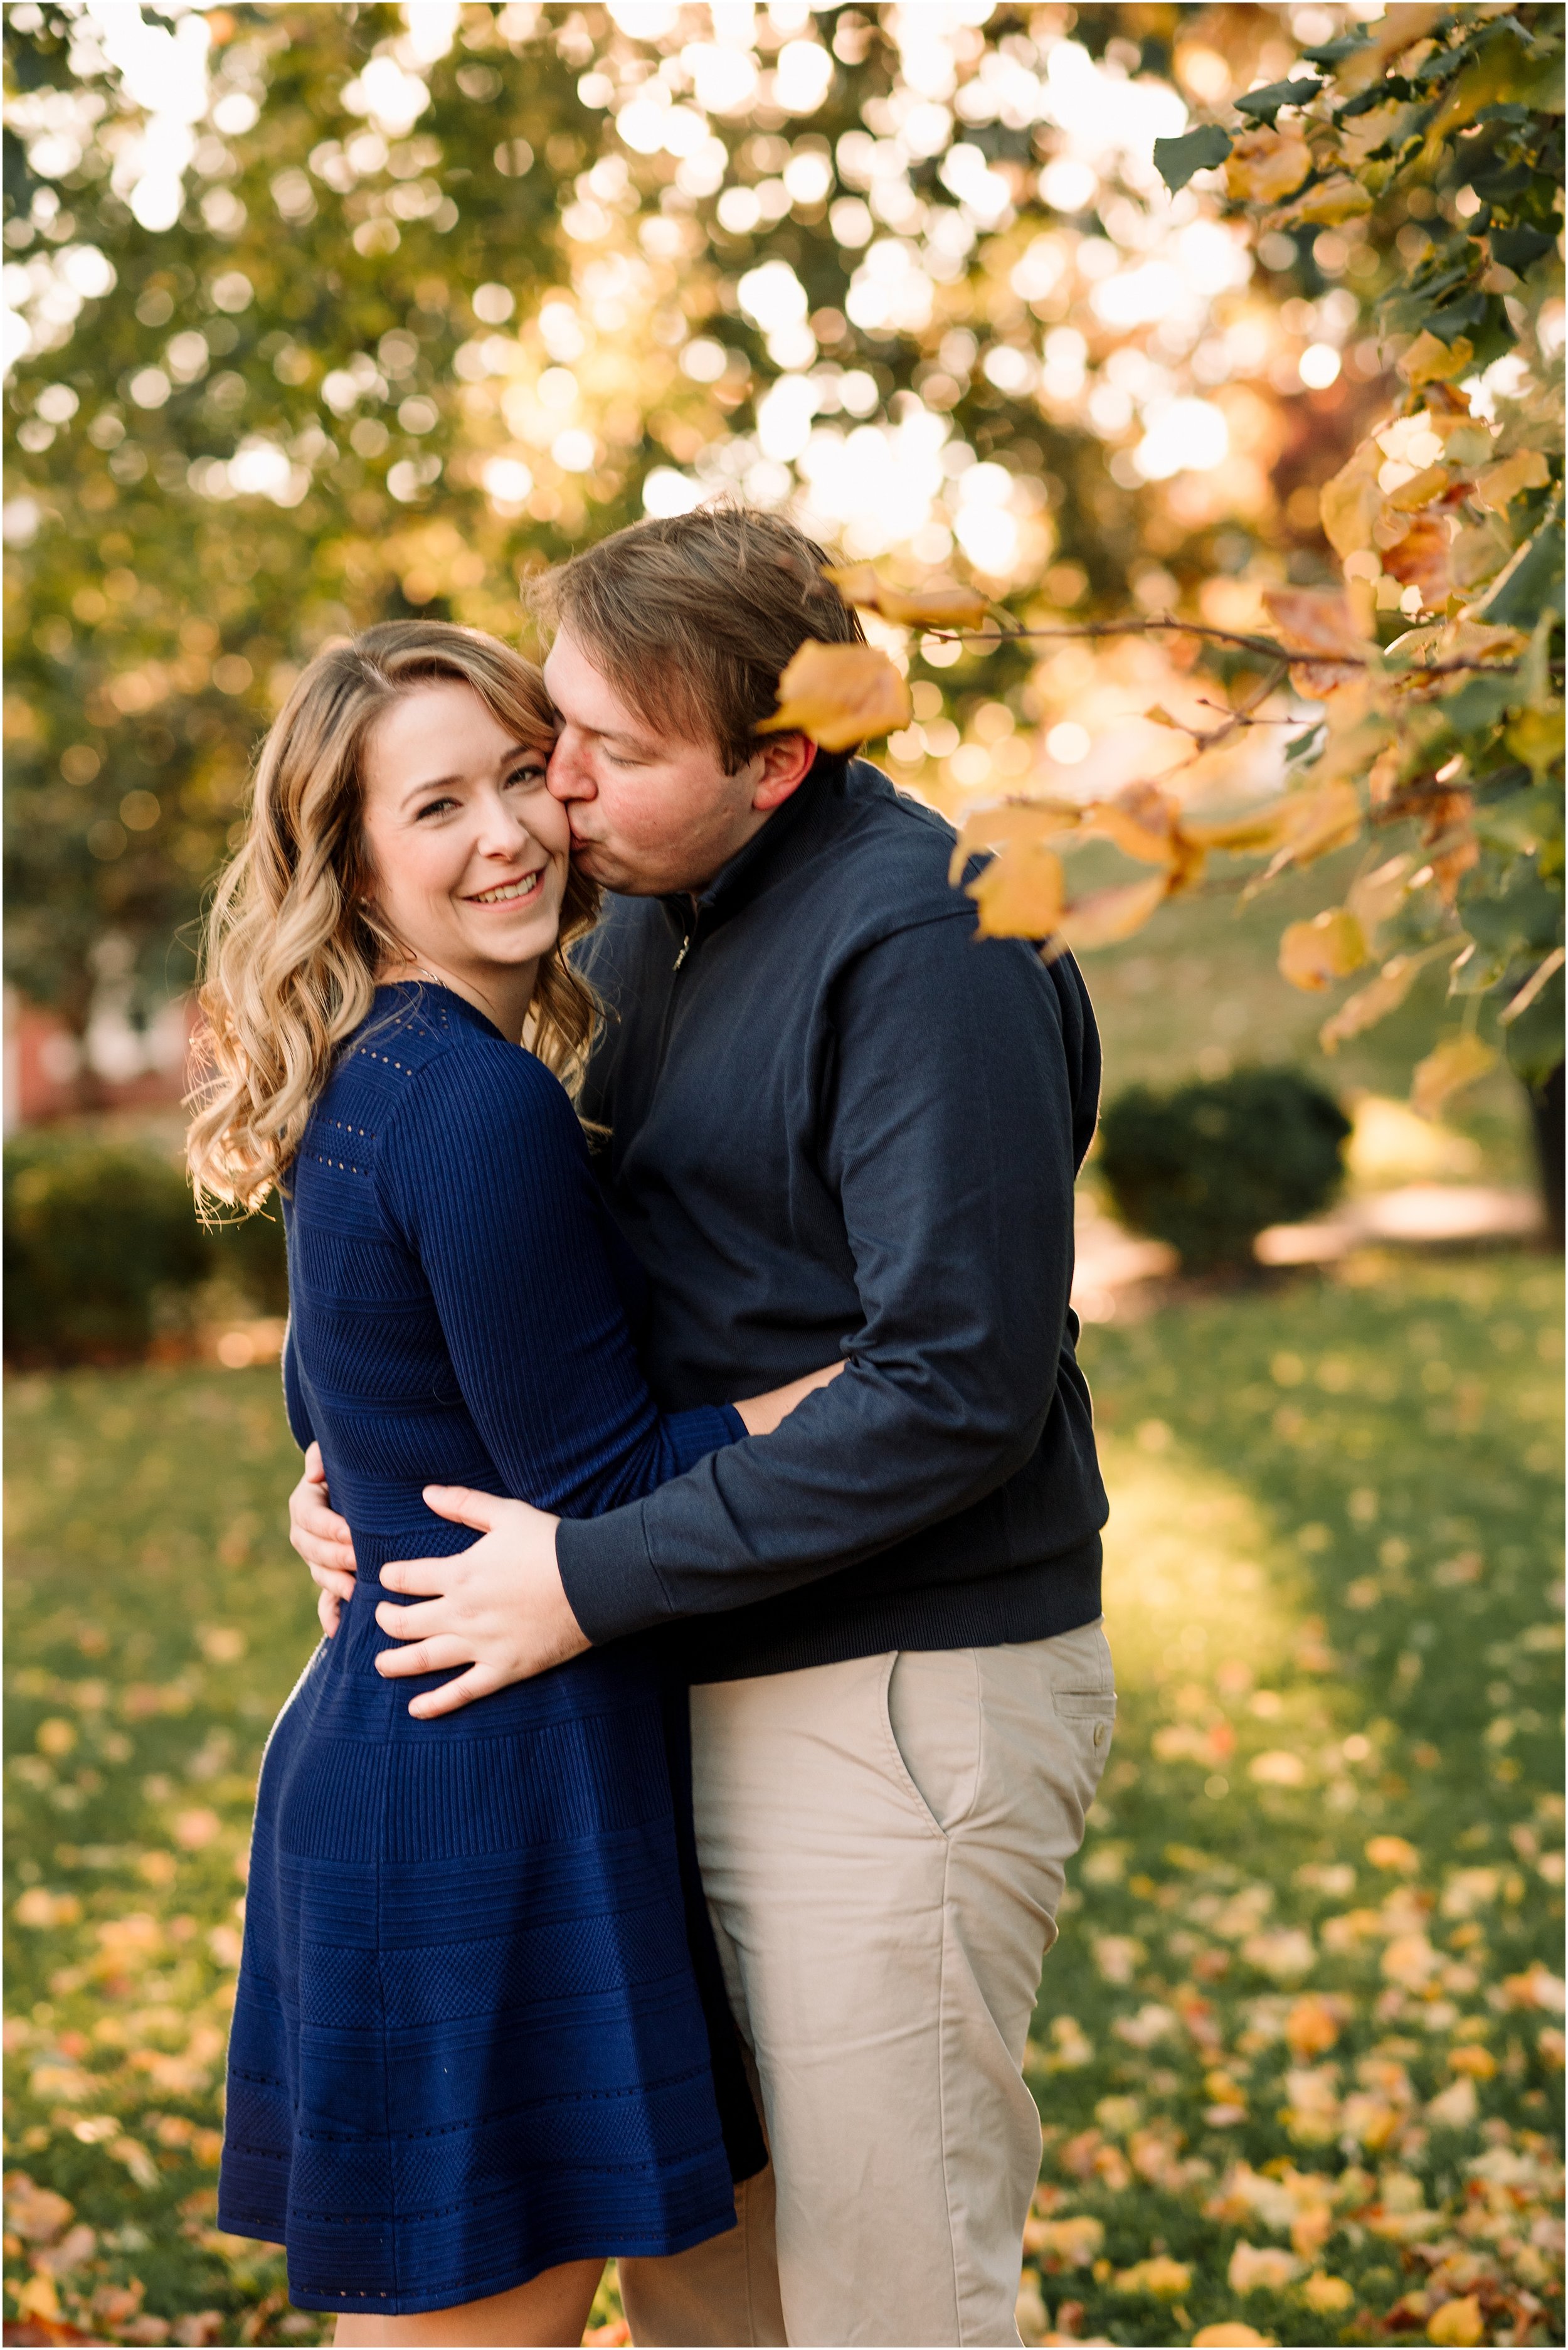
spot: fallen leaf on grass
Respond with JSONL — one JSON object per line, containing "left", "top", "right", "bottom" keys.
{"left": 1428, "top": 2294, "right": 1486, "bottom": 2346}
{"left": 1112, "top": 2255, "right": 1190, "bottom": 2297}
{"left": 1228, "top": 2242, "right": 1301, "bottom": 2292}
{"left": 1191, "top": 2329, "right": 1276, "bottom": 2348}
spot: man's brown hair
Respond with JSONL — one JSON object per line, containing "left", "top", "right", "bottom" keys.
{"left": 528, "top": 502, "right": 867, "bottom": 772}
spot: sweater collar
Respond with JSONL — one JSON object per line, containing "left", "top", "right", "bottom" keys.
{"left": 657, "top": 749, "right": 861, "bottom": 943}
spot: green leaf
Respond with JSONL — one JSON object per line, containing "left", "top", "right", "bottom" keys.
{"left": 1152, "top": 127, "right": 1234, "bottom": 193}
{"left": 1234, "top": 77, "right": 1323, "bottom": 127}
{"left": 1491, "top": 221, "right": 1555, "bottom": 269}
{"left": 1475, "top": 510, "right": 1567, "bottom": 627}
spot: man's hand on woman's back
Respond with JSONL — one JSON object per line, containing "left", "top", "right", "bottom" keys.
{"left": 289, "top": 1443, "right": 358, "bottom": 1635}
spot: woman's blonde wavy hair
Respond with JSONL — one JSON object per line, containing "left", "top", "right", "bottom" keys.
{"left": 186, "top": 620, "right": 601, "bottom": 1215}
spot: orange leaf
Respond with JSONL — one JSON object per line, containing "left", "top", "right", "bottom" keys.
{"left": 948, "top": 799, "right": 1079, "bottom": 885}
{"left": 1263, "top": 587, "right": 1372, "bottom": 662}
{"left": 1224, "top": 125, "right": 1312, "bottom": 205}
{"left": 822, "top": 564, "right": 991, "bottom": 629}
{"left": 967, "top": 843, "right": 1065, "bottom": 938}
{"left": 1380, "top": 515, "right": 1453, "bottom": 605}
{"left": 1052, "top": 872, "right": 1170, "bottom": 952}
{"left": 758, "top": 641, "right": 911, "bottom": 750}
{"left": 968, "top": 846, "right": 1067, "bottom": 935}
{"left": 1334, "top": 3, "right": 1448, "bottom": 96}
{"left": 1279, "top": 908, "right": 1369, "bottom": 992}
{"left": 1084, "top": 784, "right": 1180, "bottom": 867}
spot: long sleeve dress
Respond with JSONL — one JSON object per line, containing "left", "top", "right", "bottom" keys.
{"left": 217, "top": 982, "right": 763, "bottom": 2318}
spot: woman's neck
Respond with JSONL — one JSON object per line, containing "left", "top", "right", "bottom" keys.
{"left": 377, "top": 954, "right": 539, "bottom": 1045}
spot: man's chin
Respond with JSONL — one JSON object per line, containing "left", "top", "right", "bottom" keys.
{"left": 569, "top": 837, "right": 664, "bottom": 895}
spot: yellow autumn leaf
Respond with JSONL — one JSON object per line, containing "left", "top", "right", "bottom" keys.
{"left": 1053, "top": 871, "right": 1170, "bottom": 952}
{"left": 1084, "top": 784, "right": 1182, "bottom": 867}
{"left": 1224, "top": 125, "right": 1312, "bottom": 205}
{"left": 1320, "top": 954, "right": 1423, "bottom": 1051}
{"left": 1473, "top": 449, "right": 1552, "bottom": 513}
{"left": 1182, "top": 797, "right": 1307, "bottom": 854}
{"left": 1191, "top": 2329, "right": 1277, "bottom": 2349}
{"left": 947, "top": 797, "right": 1079, "bottom": 885}
{"left": 1271, "top": 173, "right": 1373, "bottom": 227}
{"left": 1278, "top": 785, "right": 1363, "bottom": 869}
{"left": 822, "top": 564, "right": 991, "bottom": 630}
{"left": 1505, "top": 706, "right": 1564, "bottom": 778}
{"left": 1428, "top": 2295, "right": 1485, "bottom": 2348}
{"left": 1398, "top": 330, "right": 1475, "bottom": 387}
{"left": 1411, "top": 1033, "right": 1498, "bottom": 1120}
{"left": 1427, "top": 31, "right": 1568, "bottom": 146}
{"left": 758, "top": 639, "right": 911, "bottom": 750}
{"left": 1334, "top": 3, "right": 1449, "bottom": 97}
{"left": 1389, "top": 460, "right": 1451, "bottom": 513}
{"left": 1319, "top": 439, "right": 1385, "bottom": 556}
{"left": 820, "top": 560, "right": 884, "bottom": 609}
{"left": 1301, "top": 2274, "right": 1356, "bottom": 2315}
{"left": 1113, "top": 2255, "right": 1192, "bottom": 2297}
{"left": 1279, "top": 909, "right": 1369, "bottom": 991}
{"left": 1347, "top": 853, "right": 1413, "bottom": 933}
{"left": 967, "top": 841, "right": 1065, "bottom": 937}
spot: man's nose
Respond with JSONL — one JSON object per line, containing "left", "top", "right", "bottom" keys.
{"left": 547, "top": 730, "right": 595, "bottom": 802}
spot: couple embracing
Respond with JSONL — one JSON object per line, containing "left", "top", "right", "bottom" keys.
{"left": 189, "top": 506, "right": 1115, "bottom": 2350}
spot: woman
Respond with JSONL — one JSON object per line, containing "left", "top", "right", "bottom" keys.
{"left": 188, "top": 622, "right": 818, "bottom": 2346}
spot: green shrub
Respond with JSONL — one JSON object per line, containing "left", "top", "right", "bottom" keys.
{"left": 1098, "top": 1068, "right": 1351, "bottom": 1272}
{"left": 3, "top": 1130, "right": 287, "bottom": 1361}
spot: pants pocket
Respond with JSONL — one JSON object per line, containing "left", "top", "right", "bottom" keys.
{"left": 883, "top": 1649, "right": 983, "bottom": 1836}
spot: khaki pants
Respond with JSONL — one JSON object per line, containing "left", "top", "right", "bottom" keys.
{"left": 620, "top": 1621, "right": 1115, "bottom": 2348}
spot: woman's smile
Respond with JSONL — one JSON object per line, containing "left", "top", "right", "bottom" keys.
{"left": 465, "top": 870, "right": 544, "bottom": 907}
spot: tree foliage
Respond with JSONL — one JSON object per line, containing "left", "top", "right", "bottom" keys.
{"left": 803, "top": 3, "right": 1564, "bottom": 1103}
{"left": 4, "top": 1, "right": 1396, "bottom": 1036}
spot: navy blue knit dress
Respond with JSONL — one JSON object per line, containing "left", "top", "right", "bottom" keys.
{"left": 218, "top": 983, "right": 761, "bottom": 2316}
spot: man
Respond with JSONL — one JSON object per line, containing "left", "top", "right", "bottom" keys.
{"left": 290, "top": 504, "right": 1113, "bottom": 2349}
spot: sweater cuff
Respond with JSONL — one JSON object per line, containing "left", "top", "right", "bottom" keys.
{"left": 557, "top": 1507, "right": 670, "bottom": 1646}
{"left": 669, "top": 1401, "right": 746, "bottom": 1473}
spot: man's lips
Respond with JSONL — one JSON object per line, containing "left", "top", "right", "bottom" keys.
{"left": 464, "top": 871, "right": 544, "bottom": 906}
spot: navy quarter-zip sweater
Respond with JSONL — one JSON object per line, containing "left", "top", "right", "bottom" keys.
{"left": 554, "top": 753, "right": 1110, "bottom": 1683}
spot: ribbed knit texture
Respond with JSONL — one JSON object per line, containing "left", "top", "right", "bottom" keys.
{"left": 218, "top": 983, "right": 758, "bottom": 2317}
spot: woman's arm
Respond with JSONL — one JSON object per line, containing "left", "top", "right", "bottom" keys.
{"left": 733, "top": 1359, "right": 845, "bottom": 1435}
{"left": 287, "top": 1363, "right": 845, "bottom": 1625}
{"left": 375, "top": 1040, "right": 744, "bottom": 1522}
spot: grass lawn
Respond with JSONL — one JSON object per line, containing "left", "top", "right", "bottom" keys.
{"left": 4, "top": 1253, "right": 1562, "bottom": 2347}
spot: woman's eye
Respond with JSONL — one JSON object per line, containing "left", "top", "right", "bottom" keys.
{"left": 505, "top": 762, "right": 547, "bottom": 789}
{"left": 416, "top": 796, "right": 459, "bottom": 820}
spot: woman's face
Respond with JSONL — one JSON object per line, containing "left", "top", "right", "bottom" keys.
{"left": 359, "top": 680, "right": 570, "bottom": 996}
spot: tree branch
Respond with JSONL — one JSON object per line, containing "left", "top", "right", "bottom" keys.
{"left": 926, "top": 610, "right": 1555, "bottom": 684}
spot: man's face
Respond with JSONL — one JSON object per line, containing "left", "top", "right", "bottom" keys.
{"left": 544, "top": 625, "right": 800, "bottom": 896}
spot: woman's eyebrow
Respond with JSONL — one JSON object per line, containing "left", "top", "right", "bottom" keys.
{"left": 397, "top": 744, "right": 543, "bottom": 805}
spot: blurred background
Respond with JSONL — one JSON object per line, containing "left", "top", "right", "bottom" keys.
{"left": 3, "top": 6, "right": 1562, "bottom": 2347}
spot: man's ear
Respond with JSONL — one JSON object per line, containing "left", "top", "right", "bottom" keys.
{"left": 747, "top": 731, "right": 817, "bottom": 813}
